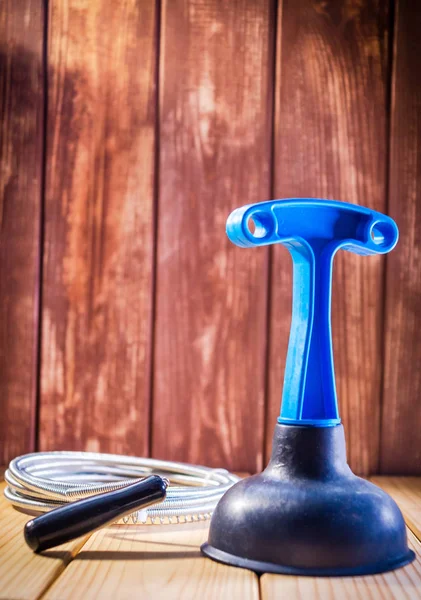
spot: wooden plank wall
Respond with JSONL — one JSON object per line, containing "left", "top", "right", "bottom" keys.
{"left": 153, "top": 0, "right": 273, "bottom": 473}
{"left": 0, "top": 0, "right": 420, "bottom": 474}
{"left": 39, "top": 0, "right": 158, "bottom": 456}
{"left": 0, "top": 0, "right": 44, "bottom": 463}
{"left": 267, "top": 0, "right": 390, "bottom": 475}
{"left": 381, "top": 0, "right": 421, "bottom": 473}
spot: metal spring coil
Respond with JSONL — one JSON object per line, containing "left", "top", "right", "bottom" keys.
{"left": 4, "top": 452, "right": 240, "bottom": 525}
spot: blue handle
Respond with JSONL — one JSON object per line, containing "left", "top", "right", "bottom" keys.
{"left": 227, "top": 199, "right": 398, "bottom": 426}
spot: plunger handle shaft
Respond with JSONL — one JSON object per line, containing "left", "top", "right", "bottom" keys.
{"left": 226, "top": 199, "right": 398, "bottom": 426}
{"left": 280, "top": 242, "right": 338, "bottom": 425}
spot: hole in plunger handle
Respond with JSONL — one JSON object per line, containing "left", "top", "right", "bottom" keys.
{"left": 24, "top": 475, "right": 168, "bottom": 553}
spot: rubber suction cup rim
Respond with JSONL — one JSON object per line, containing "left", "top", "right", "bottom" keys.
{"left": 202, "top": 426, "right": 415, "bottom": 577}
{"left": 201, "top": 543, "right": 415, "bottom": 577}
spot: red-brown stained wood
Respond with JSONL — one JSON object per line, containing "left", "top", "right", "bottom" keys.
{"left": 381, "top": 0, "right": 421, "bottom": 474}
{"left": 153, "top": 0, "right": 274, "bottom": 472}
{"left": 39, "top": 1, "right": 157, "bottom": 454}
{"left": 267, "top": 0, "right": 390, "bottom": 474}
{"left": 0, "top": 0, "right": 44, "bottom": 463}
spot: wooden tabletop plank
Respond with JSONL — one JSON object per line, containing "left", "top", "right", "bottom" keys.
{"left": 261, "top": 531, "right": 421, "bottom": 600}
{"left": 0, "top": 482, "right": 89, "bottom": 600}
{"left": 2, "top": 475, "right": 421, "bottom": 600}
{"left": 372, "top": 477, "right": 421, "bottom": 541}
{"left": 43, "top": 522, "right": 259, "bottom": 600}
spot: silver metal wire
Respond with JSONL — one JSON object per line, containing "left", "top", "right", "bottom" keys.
{"left": 4, "top": 452, "right": 239, "bottom": 524}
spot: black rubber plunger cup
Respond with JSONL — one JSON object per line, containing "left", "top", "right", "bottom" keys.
{"left": 201, "top": 199, "right": 415, "bottom": 576}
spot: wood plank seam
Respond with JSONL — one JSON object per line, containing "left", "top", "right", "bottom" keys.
{"left": 147, "top": 0, "right": 163, "bottom": 460}
{"left": 262, "top": 0, "right": 278, "bottom": 477}
{"left": 34, "top": 0, "right": 49, "bottom": 455}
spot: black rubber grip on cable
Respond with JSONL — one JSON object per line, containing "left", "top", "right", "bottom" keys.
{"left": 24, "top": 475, "right": 167, "bottom": 553}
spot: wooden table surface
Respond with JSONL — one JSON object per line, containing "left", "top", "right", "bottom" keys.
{"left": 1, "top": 475, "right": 421, "bottom": 599}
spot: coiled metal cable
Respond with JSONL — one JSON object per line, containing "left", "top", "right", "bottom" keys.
{"left": 4, "top": 451, "right": 240, "bottom": 524}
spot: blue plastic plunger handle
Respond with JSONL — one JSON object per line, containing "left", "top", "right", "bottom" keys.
{"left": 226, "top": 199, "right": 399, "bottom": 427}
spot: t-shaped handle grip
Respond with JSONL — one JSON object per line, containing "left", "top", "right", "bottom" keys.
{"left": 227, "top": 199, "right": 398, "bottom": 426}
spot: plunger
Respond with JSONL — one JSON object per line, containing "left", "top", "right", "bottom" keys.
{"left": 201, "top": 199, "right": 415, "bottom": 576}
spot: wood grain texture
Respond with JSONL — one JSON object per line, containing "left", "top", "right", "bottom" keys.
{"left": 39, "top": 0, "right": 157, "bottom": 454}
{"left": 373, "top": 477, "right": 421, "bottom": 541}
{"left": 380, "top": 0, "right": 421, "bottom": 474}
{"left": 0, "top": 482, "right": 88, "bottom": 600}
{"left": 153, "top": 0, "right": 274, "bottom": 472}
{"left": 261, "top": 531, "right": 421, "bottom": 599}
{"left": 0, "top": 1, "right": 43, "bottom": 463}
{"left": 267, "top": 0, "right": 390, "bottom": 474}
{"left": 43, "top": 522, "right": 259, "bottom": 600}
